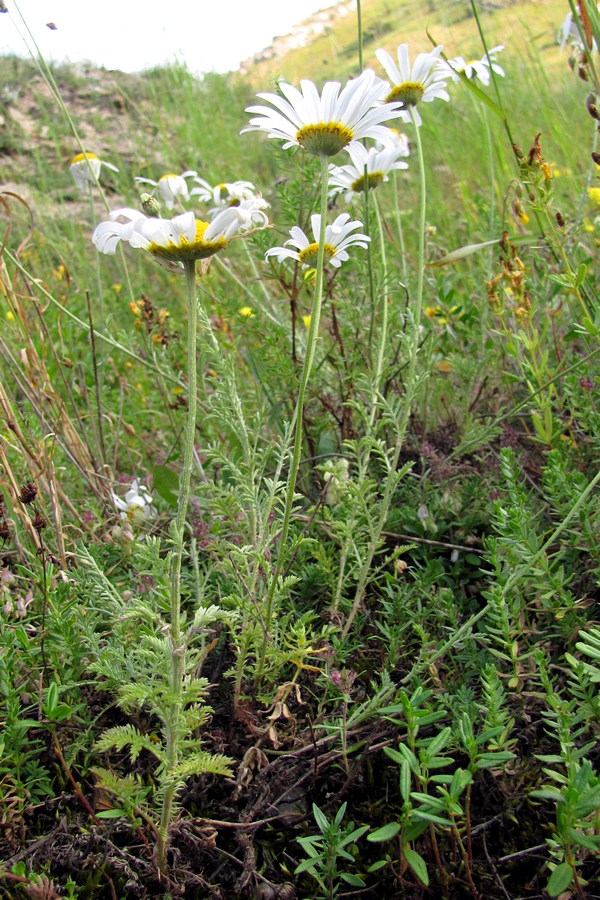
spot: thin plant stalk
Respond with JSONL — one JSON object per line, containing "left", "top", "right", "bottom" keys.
{"left": 393, "top": 169, "right": 408, "bottom": 283}
{"left": 369, "top": 195, "right": 389, "bottom": 426}
{"left": 157, "top": 257, "right": 198, "bottom": 871}
{"left": 356, "top": 0, "right": 363, "bottom": 71}
{"left": 363, "top": 170, "right": 378, "bottom": 364}
{"left": 398, "top": 109, "right": 427, "bottom": 435}
{"left": 255, "top": 154, "right": 330, "bottom": 685}
{"left": 88, "top": 187, "right": 105, "bottom": 330}
{"left": 341, "top": 108, "right": 427, "bottom": 640}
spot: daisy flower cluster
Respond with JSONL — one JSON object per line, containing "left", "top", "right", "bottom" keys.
{"left": 134, "top": 170, "right": 198, "bottom": 209}
{"left": 243, "top": 44, "right": 452, "bottom": 267}
{"left": 244, "top": 41, "right": 508, "bottom": 269}
{"left": 89, "top": 39, "right": 506, "bottom": 274}
{"left": 92, "top": 167, "right": 270, "bottom": 269}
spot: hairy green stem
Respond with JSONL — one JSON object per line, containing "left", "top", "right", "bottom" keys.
{"left": 332, "top": 195, "right": 390, "bottom": 613}
{"left": 157, "top": 258, "right": 198, "bottom": 871}
{"left": 341, "top": 109, "right": 427, "bottom": 640}
{"left": 256, "top": 154, "right": 330, "bottom": 685}
{"left": 369, "top": 196, "right": 389, "bottom": 426}
{"left": 393, "top": 170, "right": 408, "bottom": 283}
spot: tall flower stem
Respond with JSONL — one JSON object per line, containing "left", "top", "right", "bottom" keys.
{"left": 332, "top": 194, "right": 390, "bottom": 613}
{"left": 369, "top": 195, "right": 389, "bottom": 427}
{"left": 393, "top": 170, "right": 408, "bottom": 284}
{"left": 397, "top": 109, "right": 427, "bottom": 437}
{"left": 157, "top": 257, "right": 198, "bottom": 871}
{"left": 256, "top": 154, "right": 330, "bottom": 685}
{"left": 341, "top": 110, "right": 427, "bottom": 640}
{"left": 88, "top": 188, "right": 105, "bottom": 332}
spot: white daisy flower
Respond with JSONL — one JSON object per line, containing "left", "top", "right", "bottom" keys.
{"left": 375, "top": 44, "right": 450, "bottom": 126}
{"left": 234, "top": 196, "right": 270, "bottom": 230}
{"left": 112, "top": 478, "right": 155, "bottom": 522}
{"left": 374, "top": 128, "right": 411, "bottom": 156}
{"left": 265, "top": 212, "right": 370, "bottom": 269}
{"left": 92, "top": 206, "right": 246, "bottom": 263}
{"left": 191, "top": 178, "right": 258, "bottom": 207}
{"left": 328, "top": 139, "right": 409, "bottom": 203}
{"left": 69, "top": 151, "right": 119, "bottom": 189}
{"left": 557, "top": 9, "right": 599, "bottom": 51}
{"left": 243, "top": 68, "right": 404, "bottom": 157}
{"left": 190, "top": 178, "right": 270, "bottom": 228}
{"left": 91, "top": 206, "right": 146, "bottom": 254}
{"left": 437, "top": 46, "right": 505, "bottom": 86}
{"left": 134, "top": 170, "right": 197, "bottom": 209}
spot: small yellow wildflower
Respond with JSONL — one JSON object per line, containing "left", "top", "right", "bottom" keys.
{"left": 112, "top": 283, "right": 122, "bottom": 293}
{"left": 302, "top": 314, "right": 311, "bottom": 328}
{"left": 588, "top": 187, "right": 600, "bottom": 206}
{"left": 6, "top": 310, "right": 15, "bottom": 322}
{"left": 239, "top": 306, "right": 255, "bottom": 317}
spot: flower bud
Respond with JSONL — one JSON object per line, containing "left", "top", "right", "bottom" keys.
{"left": 141, "top": 193, "right": 160, "bottom": 217}
{"left": 586, "top": 94, "right": 600, "bottom": 119}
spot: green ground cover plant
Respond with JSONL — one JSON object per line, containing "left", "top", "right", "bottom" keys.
{"left": 0, "top": 0, "right": 598, "bottom": 896}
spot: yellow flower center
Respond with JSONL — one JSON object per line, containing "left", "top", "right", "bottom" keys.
{"left": 160, "top": 173, "right": 178, "bottom": 180}
{"left": 296, "top": 122, "right": 354, "bottom": 156}
{"left": 386, "top": 81, "right": 425, "bottom": 107}
{"left": 298, "top": 241, "right": 336, "bottom": 267}
{"left": 71, "top": 152, "right": 98, "bottom": 164}
{"left": 126, "top": 501, "right": 146, "bottom": 522}
{"left": 149, "top": 219, "right": 228, "bottom": 262}
{"left": 350, "top": 171, "right": 385, "bottom": 193}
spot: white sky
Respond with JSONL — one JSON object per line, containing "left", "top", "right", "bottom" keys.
{"left": 0, "top": 0, "right": 337, "bottom": 74}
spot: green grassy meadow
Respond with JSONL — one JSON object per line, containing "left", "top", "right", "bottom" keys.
{"left": 0, "top": 0, "right": 599, "bottom": 897}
